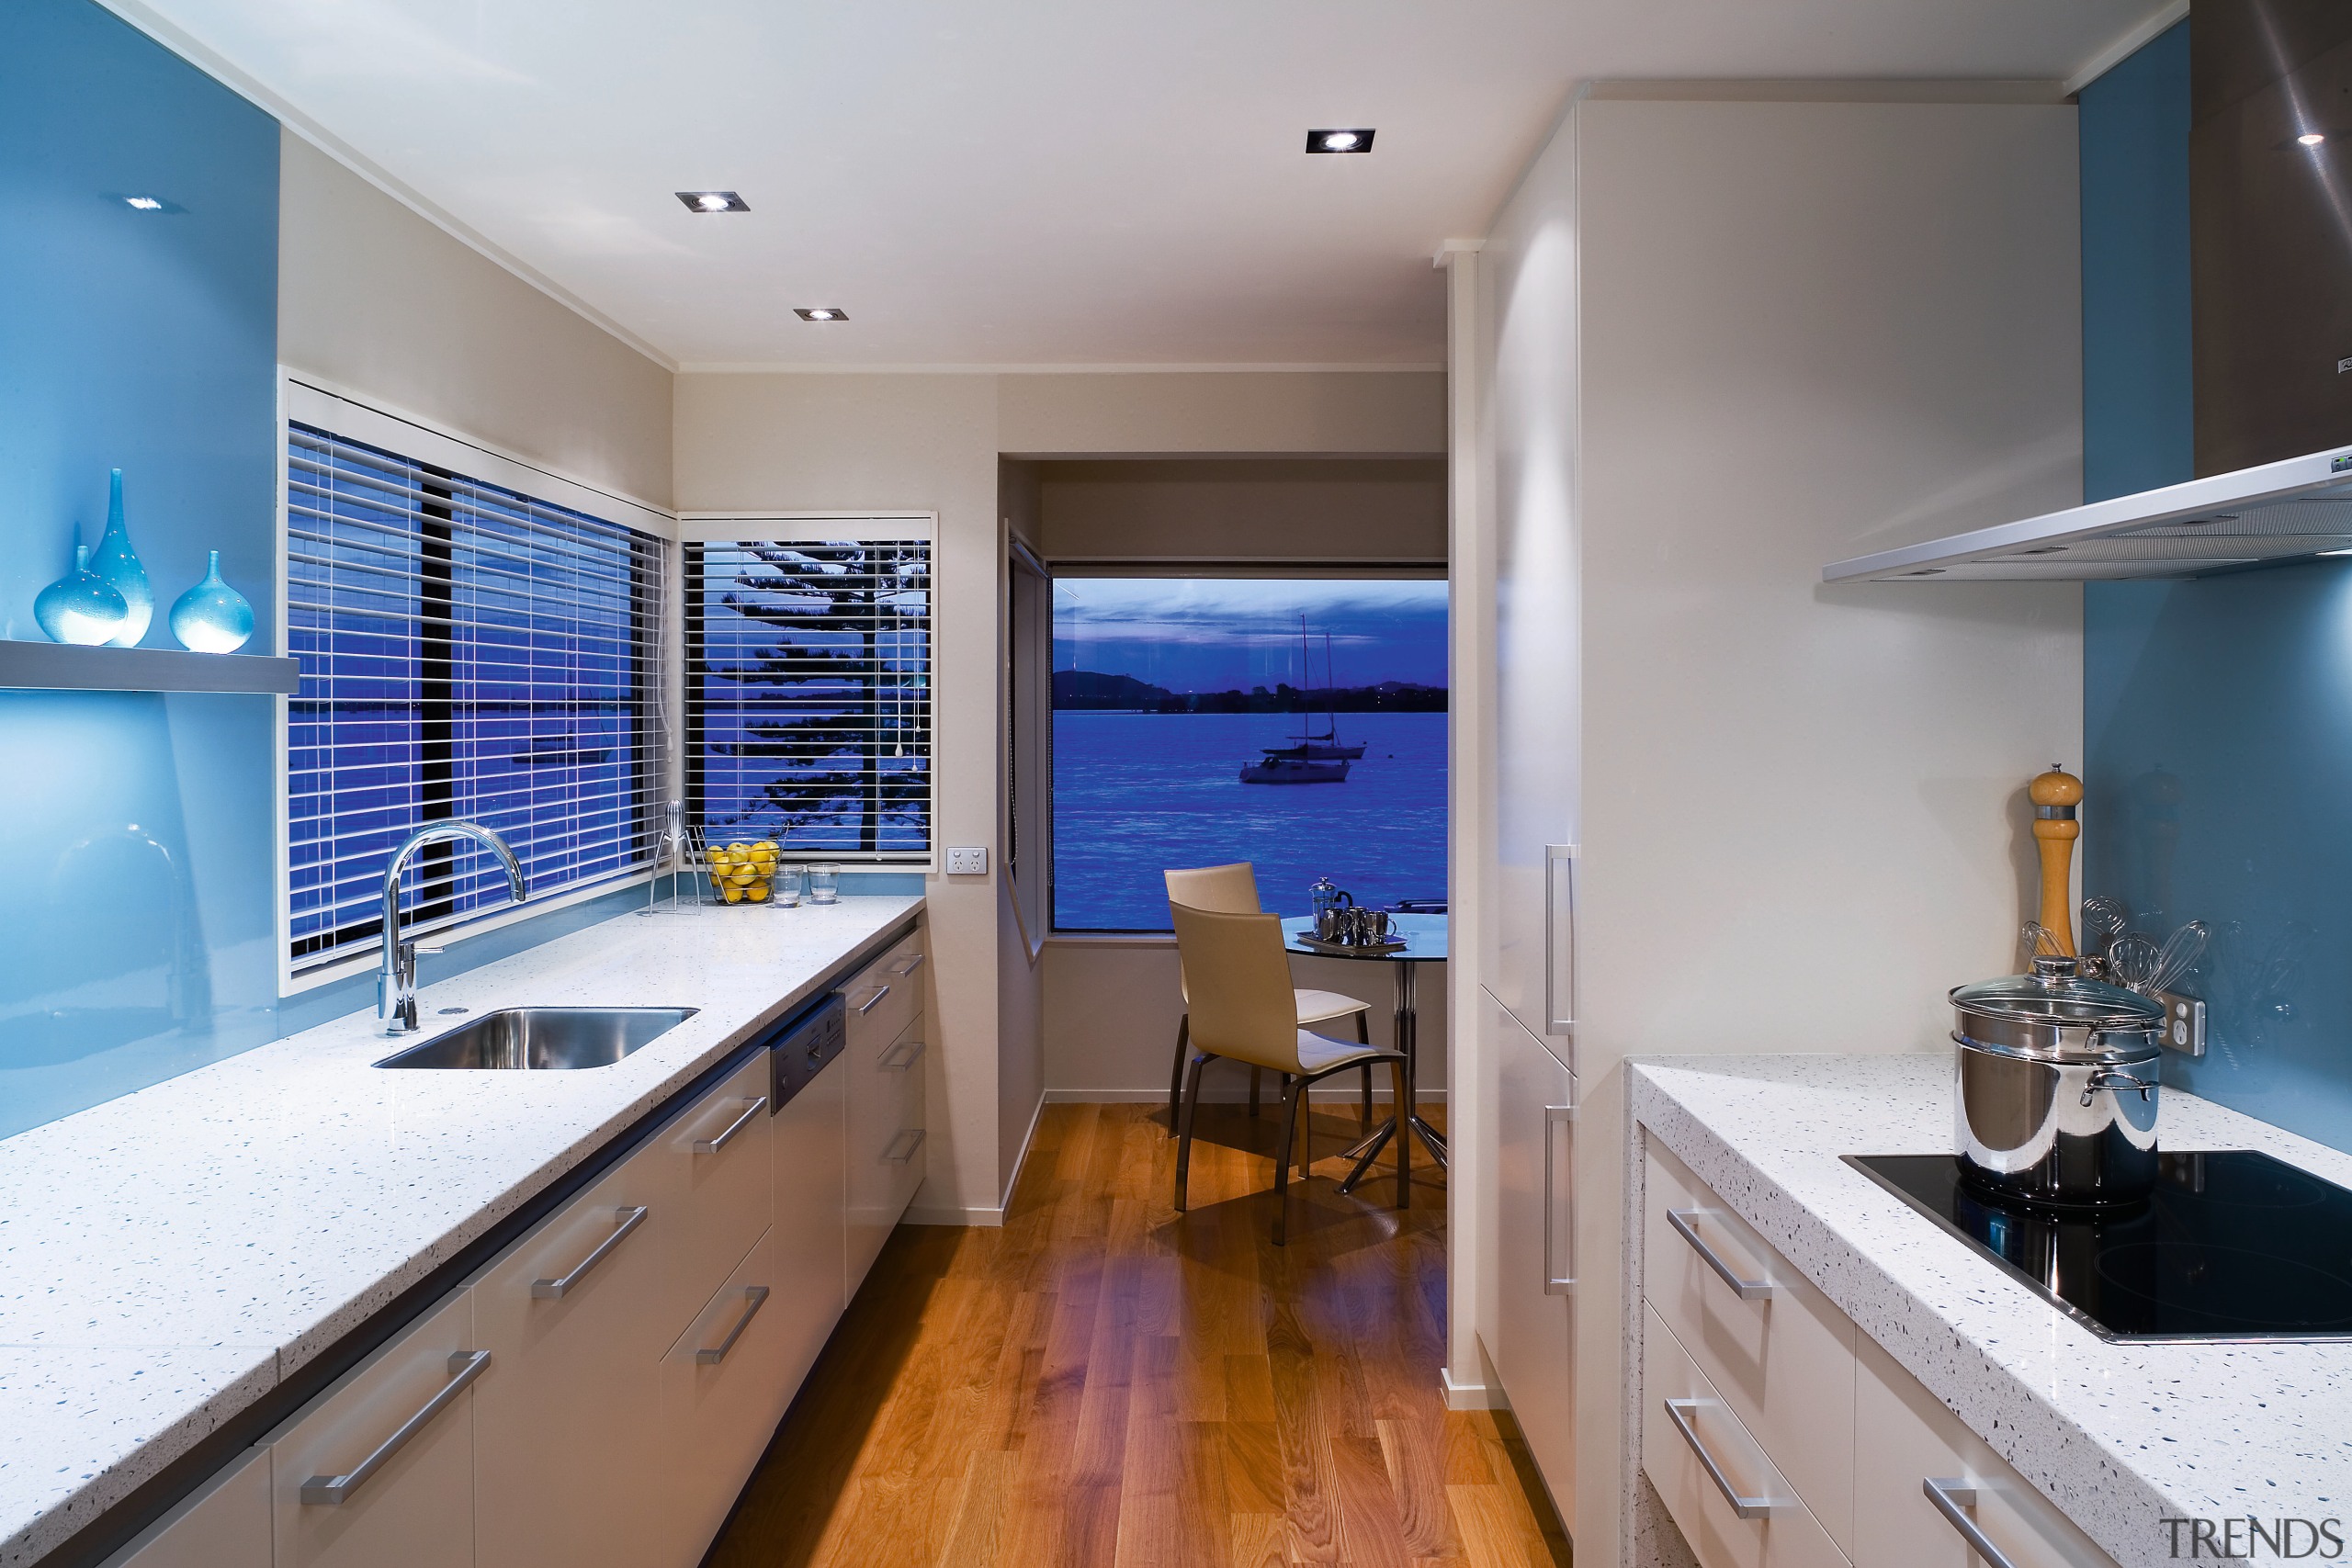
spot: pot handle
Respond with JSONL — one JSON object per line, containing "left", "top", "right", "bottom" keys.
{"left": 2079, "top": 1066, "right": 2155, "bottom": 1108}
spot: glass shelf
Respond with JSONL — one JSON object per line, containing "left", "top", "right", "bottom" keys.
{"left": 0, "top": 640, "right": 300, "bottom": 694}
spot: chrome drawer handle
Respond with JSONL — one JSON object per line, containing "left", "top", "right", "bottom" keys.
{"left": 1663, "top": 1397, "right": 1776, "bottom": 1519}
{"left": 692, "top": 1097, "right": 766, "bottom": 1154}
{"left": 891, "top": 952, "right": 926, "bottom": 976}
{"left": 532, "top": 1206, "right": 649, "bottom": 1299}
{"left": 1544, "top": 1105, "right": 1576, "bottom": 1296}
{"left": 853, "top": 984, "right": 891, "bottom": 1015}
{"left": 882, "top": 1127, "right": 926, "bottom": 1165}
{"left": 879, "top": 1037, "right": 927, "bottom": 1072}
{"left": 1924, "top": 1478, "right": 2022, "bottom": 1568}
{"left": 1667, "top": 1208, "right": 1774, "bottom": 1300}
{"left": 694, "top": 1286, "right": 771, "bottom": 1365}
{"left": 300, "top": 1350, "right": 490, "bottom": 1505}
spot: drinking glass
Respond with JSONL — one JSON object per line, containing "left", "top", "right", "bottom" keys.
{"left": 772, "top": 863, "right": 803, "bottom": 907}
{"left": 807, "top": 863, "right": 842, "bottom": 905}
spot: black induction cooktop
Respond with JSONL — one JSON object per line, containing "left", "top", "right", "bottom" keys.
{"left": 1845, "top": 1151, "right": 2352, "bottom": 1342}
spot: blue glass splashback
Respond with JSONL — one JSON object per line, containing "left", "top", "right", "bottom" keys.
{"left": 2086, "top": 564, "right": 2352, "bottom": 1155}
{"left": 0, "top": 0, "right": 280, "bottom": 1139}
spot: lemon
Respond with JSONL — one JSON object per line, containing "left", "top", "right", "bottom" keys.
{"left": 721, "top": 883, "right": 744, "bottom": 903}
{"left": 730, "top": 868, "right": 757, "bottom": 886}
{"left": 746, "top": 883, "right": 770, "bottom": 902}
{"left": 753, "top": 840, "right": 777, "bottom": 852}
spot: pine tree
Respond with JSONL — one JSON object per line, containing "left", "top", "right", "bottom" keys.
{"left": 695, "top": 540, "right": 931, "bottom": 853}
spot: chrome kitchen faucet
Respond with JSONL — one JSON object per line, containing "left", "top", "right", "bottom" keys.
{"left": 379, "top": 822, "right": 526, "bottom": 1033}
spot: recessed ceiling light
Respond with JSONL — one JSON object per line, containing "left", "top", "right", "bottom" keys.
{"left": 676, "top": 190, "right": 749, "bottom": 213}
{"left": 795, "top": 307, "right": 848, "bottom": 321}
{"left": 113, "top": 194, "right": 183, "bottom": 212}
{"left": 1306, "top": 128, "right": 1374, "bottom": 154}
{"left": 125, "top": 196, "right": 164, "bottom": 210}
{"left": 2301, "top": 132, "right": 2328, "bottom": 147}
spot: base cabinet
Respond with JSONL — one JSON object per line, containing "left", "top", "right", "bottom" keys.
{"left": 1852, "top": 1337, "right": 2118, "bottom": 1568}
{"left": 266, "top": 1290, "right": 480, "bottom": 1568}
{"left": 654, "top": 1229, "right": 796, "bottom": 1565}
{"left": 100, "top": 1448, "right": 271, "bottom": 1567}
{"left": 844, "top": 936, "right": 928, "bottom": 1297}
{"left": 1490, "top": 996, "right": 1576, "bottom": 1520}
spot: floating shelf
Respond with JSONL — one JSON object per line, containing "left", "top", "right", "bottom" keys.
{"left": 0, "top": 640, "right": 300, "bottom": 694}
{"left": 1824, "top": 444, "right": 2352, "bottom": 583}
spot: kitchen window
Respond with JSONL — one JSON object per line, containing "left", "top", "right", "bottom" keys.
{"left": 285, "top": 423, "right": 664, "bottom": 976}
{"left": 1051, "top": 574, "right": 1447, "bottom": 931}
{"left": 684, "top": 529, "right": 933, "bottom": 860}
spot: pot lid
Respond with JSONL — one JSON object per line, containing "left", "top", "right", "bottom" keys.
{"left": 1950, "top": 953, "right": 2164, "bottom": 1028}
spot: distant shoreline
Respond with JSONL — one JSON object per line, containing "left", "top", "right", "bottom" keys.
{"left": 1054, "top": 669, "right": 1445, "bottom": 714}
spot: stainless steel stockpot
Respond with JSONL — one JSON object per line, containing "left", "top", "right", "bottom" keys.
{"left": 1950, "top": 953, "right": 2165, "bottom": 1206}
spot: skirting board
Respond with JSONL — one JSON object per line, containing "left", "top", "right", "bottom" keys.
{"left": 1442, "top": 1365, "right": 1508, "bottom": 1412}
{"left": 901, "top": 1090, "right": 1047, "bottom": 1229}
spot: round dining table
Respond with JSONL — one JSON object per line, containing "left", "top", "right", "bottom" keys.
{"left": 1279, "top": 912, "right": 1447, "bottom": 1190}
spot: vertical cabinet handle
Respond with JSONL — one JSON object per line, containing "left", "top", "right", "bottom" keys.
{"left": 882, "top": 1127, "right": 926, "bottom": 1164}
{"left": 1544, "top": 843, "right": 1578, "bottom": 1036}
{"left": 1544, "top": 1105, "right": 1576, "bottom": 1295}
{"left": 532, "top": 1206, "right": 649, "bottom": 1299}
{"left": 692, "top": 1097, "right": 767, "bottom": 1154}
{"left": 300, "top": 1350, "right": 491, "bottom": 1505}
{"left": 1663, "top": 1398, "right": 1778, "bottom": 1519}
{"left": 879, "top": 1037, "right": 927, "bottom": 1071}
{"left": 1667, "top": 1208, "right": 1774, "bottom": 1300}
{"left": 694, "top": 1286, "right": 772, "bottom": 1365}
{"left": 1923, "top": 1479, "right": 2024, "bottom": 1568}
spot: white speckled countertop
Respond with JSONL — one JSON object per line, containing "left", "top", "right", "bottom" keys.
{"left": 0, "top": 896, "right": 921, "bottom": 1566}
{"left": 1629, "top": 1055, "right": 2352, "bottom": 1568}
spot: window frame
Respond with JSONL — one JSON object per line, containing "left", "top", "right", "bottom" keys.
{"left": 676, "top": 513, "right": 940, "bottom": 872}
{"left": 275, "top": 376, "right": 679, "bottom": 995}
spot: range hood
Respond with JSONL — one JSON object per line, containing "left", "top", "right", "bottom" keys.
{"left": 1823, "top": 444, "right": 2352, "bottom": 583}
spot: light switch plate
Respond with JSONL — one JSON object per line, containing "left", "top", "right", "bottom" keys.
{"left": 945, "top": 846, "right": 989, "bottom": 876}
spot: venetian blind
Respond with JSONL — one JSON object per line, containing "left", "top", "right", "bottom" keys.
{"left": 286, "top": 423, "right": 664, "bottom": 971}
{"left": 684, "top": 536, "right": 933, "bottom": 860}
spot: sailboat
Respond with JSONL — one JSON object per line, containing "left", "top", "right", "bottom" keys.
{"left": 1239, "top": 620, "right": 1359, "bottom": 784}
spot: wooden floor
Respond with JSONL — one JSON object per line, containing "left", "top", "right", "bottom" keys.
{"left": 707, "top": 1099, "right": 1571, "bottom": 1568}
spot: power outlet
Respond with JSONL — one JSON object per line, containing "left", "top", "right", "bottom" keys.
{"left": 2155, "top": 990, "right": 2206, "bottom": 1058}
{"left": 945, "top": 846, "right": 989, "bottom": 876}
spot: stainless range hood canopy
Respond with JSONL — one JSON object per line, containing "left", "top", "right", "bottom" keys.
{"left": 1823, "top": 445, "right": 2352, "bottom": 583}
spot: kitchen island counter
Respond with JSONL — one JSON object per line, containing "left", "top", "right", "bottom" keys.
{"left": 1630, "top": 1054, "right": 2352, "bottom": 1568}
{"left": 0, "top": 897, "right": 921, "bottom": 1565}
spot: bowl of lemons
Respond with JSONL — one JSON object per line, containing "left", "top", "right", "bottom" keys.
{"left": 700, "top": 838, "right": 789, "bottom": 906}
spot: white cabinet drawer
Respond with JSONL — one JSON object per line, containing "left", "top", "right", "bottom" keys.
{"left": 653, "top": 1228, "right": 797, "bottom": 1568}
{"left": 102, "top": 1447, "right": 270, "bottom": 1567}
{"left": 1852, "top": 1336, "right": 2119, "bottom": 1568}
{"left": 664, "top": 1050, "right": 774, "bottom": 1310}
{"left": 846, "top": 1008, "right": 925, "bottom": 1294}
{"left": 268, "top": 1288, "right": 480, "bottom": 1568}
{"left": 471, "top": 1131, "right": 677, "bottom": 1568}
{"left": 841, "top": 928, "right": 924, "bottom": 1052}
{"left": 1645, "top": 1138, "right": 1857, "bottom": 1551}
{"left": 1644, "top": 1303, "right": 1849, "bottom": 1568}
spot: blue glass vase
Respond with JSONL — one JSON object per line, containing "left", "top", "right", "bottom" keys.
{"left": 90, "top": 468, "right": 153, "bottom": 647}
{"left": 168, "top": 550, "right": 254, "bottom": 654}
{"left": 34, "top": 543, "right": 130, "bottom": 645}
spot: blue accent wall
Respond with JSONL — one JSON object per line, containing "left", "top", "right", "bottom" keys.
{"left": 2081, "top": 19, "right": 2352, "bottom": 1154}
{"left": 0, "top": 0, "right": 282, "bottom": 1137}
{"left": 2079, "top": 20, "right": 2192, "bottom": 504}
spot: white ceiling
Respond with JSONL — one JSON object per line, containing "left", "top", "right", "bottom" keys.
{"left": 121, "top": 0, "right": 2171, "bottom": 370}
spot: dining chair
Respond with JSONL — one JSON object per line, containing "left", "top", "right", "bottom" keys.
{"left": 1162, "top": 862, "right": 1375, "bottom": 1137}
{"left": 1170, "top": 902, "right": 1409, "bottom": 1244}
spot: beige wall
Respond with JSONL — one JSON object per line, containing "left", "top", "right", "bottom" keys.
{"left": 1001, "top": 371, "right": 1444, "bottom": 458}
{"left": 1468, "top": 96, "right": 2086, "bottom": 1566}
{"left": 277, "top": 134, "right": 673, "bottom": 507}
{"left": 1038, "top": 458, "right": 1445, "bottom": 564}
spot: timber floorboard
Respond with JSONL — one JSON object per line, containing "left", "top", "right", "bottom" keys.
{"left": 707, "top": 1100, "right": 1572, "bottom": 1568}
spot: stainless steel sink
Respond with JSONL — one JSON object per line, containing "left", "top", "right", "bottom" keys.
{"left": 373, "top": 1008, "right": 698, "bottom": 1070}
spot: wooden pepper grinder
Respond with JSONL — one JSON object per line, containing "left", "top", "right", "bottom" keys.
{"left": 2030, "top": 764, "right": 2083, "bottom": 955}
